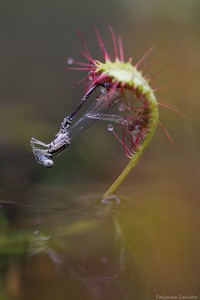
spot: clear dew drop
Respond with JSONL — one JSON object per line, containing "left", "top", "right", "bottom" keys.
{"left": 67, "top": 57, "right": 74, "bottom": 65}
{"left": 107, "top": 124, "right": 114, "bottom": 132}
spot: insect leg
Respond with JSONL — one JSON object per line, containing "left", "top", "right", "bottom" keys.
{"left": 30, "top": 137, "right": 50, "bottom": 148}
{"left": 81, "top": 83, "right": 98, "bottom": 102}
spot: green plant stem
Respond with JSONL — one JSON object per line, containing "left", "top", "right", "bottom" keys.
{"left": 103, "top": 91, "right": 159, "bottom": 198}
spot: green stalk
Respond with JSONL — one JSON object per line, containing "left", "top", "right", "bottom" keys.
{"left": 103, "top": 91, "right": 159, "bottom": 198}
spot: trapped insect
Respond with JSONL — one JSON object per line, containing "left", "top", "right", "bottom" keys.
{"left": 30, "top": 89, "right": 121, "bottom": 167}
{"left": 31, "top": 26, "right": 178, "bottom": 197}
{"left": 67, "top": 26, "right": 177, "bottom": 197}
{"left": 67, "top": 27, "right": 159, "bottom": 160}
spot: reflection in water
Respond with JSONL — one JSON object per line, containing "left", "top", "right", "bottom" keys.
{"left": 101, "top": 194, "right": 122, "bottom": 205}
{"left": 30, "top": 196, "right": 139, "bottom": 300}
{"left": 28, "top": 230, "right": 65, "bottom": 276}
{"left": 1, "top": 191, "right": 199, "bottom": 300}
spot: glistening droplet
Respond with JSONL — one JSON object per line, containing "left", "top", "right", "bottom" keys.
{"left": 108, "top": 124, "right": 114, "bottom": 131}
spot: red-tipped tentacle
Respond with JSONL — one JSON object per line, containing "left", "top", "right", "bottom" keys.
{"left": 135, "top": 46, "right": 154, "bottom": 69}
{"left": 122, "top": 130, "right": 131, "bottom": 157}
{"left": 108, "top": 26, "right": 119, "bottom": 61}
{"left": 148, "top": 65, "right": 169, "bottom": 81}
{"left": 118, "top": 34, "right": 124, "bottom": 62}
{"left": 77, "top": 31, "right": 96, "bottom": 64}
{"left": 123, "top": 127, "right": 137, "bottom": 151}
{"left": 94, "top": 25, "right": 110, "bottom": 61}
{"left": 153, "top": 83, "right": 172, "bottom": 93}
{"left": 66, "top": 66, "right": 95, "bottom": 71}
{"left": 112, "top": 129, "right": 133, "bottom": 157}
{"left": 142, "top": 53, "right": 168, "bottom": 72}
{"left": 72, "top": 73, "right": 92, "bottom": 88}
{"left": 158, "top": 100, "right": 187, "bottom": 117}
{"left": 158, "top": 121, "right": 177, "bottom": 151}
{"left": 83, "top": 72, "right": 108, "bottom": 98}
{"left": 67, "top": 58, "right": 93, "bottom": 67}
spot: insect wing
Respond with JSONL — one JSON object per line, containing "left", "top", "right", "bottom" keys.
{"left": 68, "top": 90, "right": 121, "bottom": 139}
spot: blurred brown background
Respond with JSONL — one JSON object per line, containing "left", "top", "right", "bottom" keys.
{"left": 0, "top": 0, "right": 199, "bottom": 200}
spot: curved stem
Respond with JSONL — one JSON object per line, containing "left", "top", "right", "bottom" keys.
{"left": 103, "top": 91, "right": 159, "bottom": 198}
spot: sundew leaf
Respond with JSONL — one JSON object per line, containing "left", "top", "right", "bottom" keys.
{"left": 67, "top": 28, "right": 159, "bottom": 197}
